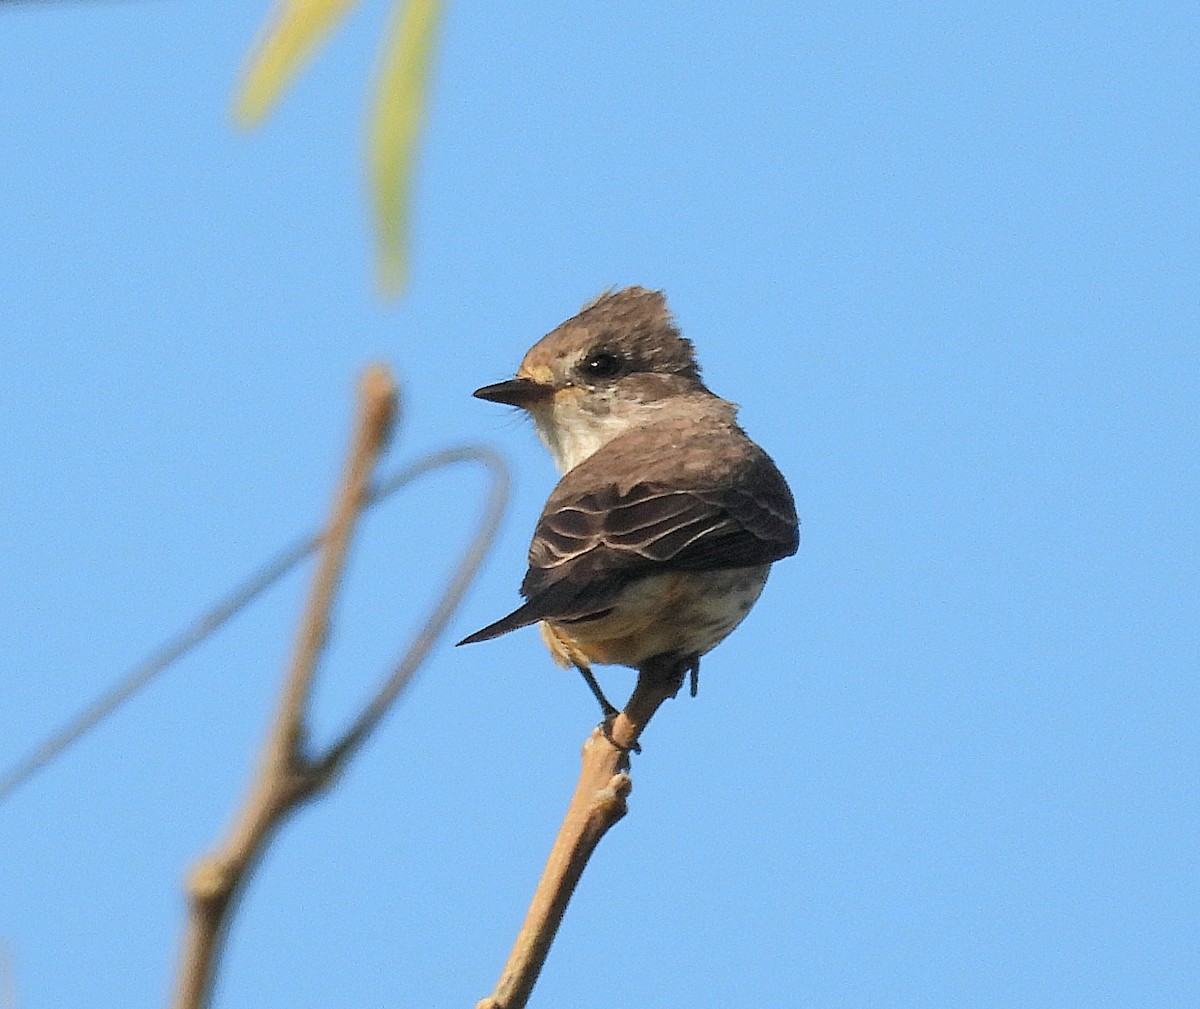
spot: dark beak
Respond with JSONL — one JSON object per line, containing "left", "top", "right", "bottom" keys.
{"left": 472, "top": 377, "right": 553, "bottom": 407}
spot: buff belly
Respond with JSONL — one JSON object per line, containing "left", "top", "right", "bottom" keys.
{"left": 539, "top": 564, "right": 771, "bottom": 670}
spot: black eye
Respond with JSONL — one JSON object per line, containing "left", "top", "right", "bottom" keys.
{"left": 580, "top": 350, "right": 624, "bottom": 379}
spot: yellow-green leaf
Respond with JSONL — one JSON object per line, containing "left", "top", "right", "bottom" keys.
{"left": 234, "top": 0, "right": 363, "bottom": 128}
{"left": 370, "top": 0, "right": 443, "bottom": 296}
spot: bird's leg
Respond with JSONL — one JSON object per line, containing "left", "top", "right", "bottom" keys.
{"left": 574, "top": 662, "right": 641, "bottom": 755}
{"left": 574, "top": 661, "right": 618, "bottom": 719}
{"left": 687, "top": 656, "right": 701, "bottom": 698}
{"left": 638, "top": 653, "right": 688, "bottom": 698}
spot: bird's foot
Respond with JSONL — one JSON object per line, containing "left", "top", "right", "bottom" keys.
{"left": 599, "top": 711, "right": 641, "bottom": 755}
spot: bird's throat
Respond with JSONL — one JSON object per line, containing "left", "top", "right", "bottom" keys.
{"left": 531, "top": 395, "right": 644, "bottom": 474}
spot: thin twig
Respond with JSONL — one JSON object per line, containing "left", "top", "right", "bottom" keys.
{"left": 171, "top": 366, "right": 397, "bottom": 1009}
{"left": 167, "top": 371, "right": 511, "bottom": 1009}
{"left": 0, "top": 450, "right": 506, "bottom": 806}
{"left": 476, "top": 665, "right": 688, "bottom": 1009}
{"left": 316, "top": 445, "right": 509, "bottom": 777}
{"left": 0, "top": 537, "right": 311, "bottom": 804}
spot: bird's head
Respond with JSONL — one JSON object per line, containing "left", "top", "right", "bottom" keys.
{"left": 473, "top": 287, "right": 709, "bottom": 472}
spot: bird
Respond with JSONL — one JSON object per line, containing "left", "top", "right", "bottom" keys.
{"left": 458, "top": 286, "right": 799, "bottom": 718}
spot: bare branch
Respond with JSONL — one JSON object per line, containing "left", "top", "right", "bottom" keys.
{"left": 270, "top": 365, "right": 397, "bottom": 768}
{"left": 0, "top": 535, "right": 312, "bottom": 804}
{"left": 171, "top": 365, "right": 397, "bottom": 1009}
{"left": 166, "top": 368, "right": 512, "bottom": 1009}
{"left": 316, "top": 444, "right": 509, "bottom": 778}
{"left": 477, "top": 665, "right": 688, "bottom": 1009}
{"left": 0, "top": 445, "right": 505, "bottom": 806}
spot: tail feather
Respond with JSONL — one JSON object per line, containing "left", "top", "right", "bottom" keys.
{"left": 456, "top": 600, "right": 545, "bottom": 646}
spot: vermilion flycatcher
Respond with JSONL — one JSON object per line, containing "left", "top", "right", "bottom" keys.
{"left": 458, "top": 287, "right": 799, "bottom": 715}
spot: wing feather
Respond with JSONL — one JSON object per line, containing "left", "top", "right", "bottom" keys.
{"left": 520, "top": 455, "right": 797, "bottom": 623}
{"left": 459, "top": 407, "right": 800, "bottom": 645}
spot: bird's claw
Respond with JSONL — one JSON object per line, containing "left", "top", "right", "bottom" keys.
{"left": 599, "top": 711, "right": 641, "bottom": 755}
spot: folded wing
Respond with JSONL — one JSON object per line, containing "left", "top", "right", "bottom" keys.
{"left": 458, "top": 436, "right": 798, "bottom": 644}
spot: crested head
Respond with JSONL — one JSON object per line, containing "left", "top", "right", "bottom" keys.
{"left": 475, "top": 287, "right": 724, "bottom": 474}
{"left": 516, "top": 286, "right": 704, "bottom": 396}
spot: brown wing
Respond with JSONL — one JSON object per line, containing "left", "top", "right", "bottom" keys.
{"left": 458, "top": 437, "right": 797, "bottom": 644}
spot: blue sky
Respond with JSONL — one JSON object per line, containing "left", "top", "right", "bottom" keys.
{"left": 1, "top": 3, "right": 1197, "bottom": 1007}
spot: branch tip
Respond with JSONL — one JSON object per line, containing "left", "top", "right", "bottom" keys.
{"left": 359, "top": 363, "right": 400, "bottom": 446}
{"left": 167, "top": 375, "right": 512, "bottom": 1009}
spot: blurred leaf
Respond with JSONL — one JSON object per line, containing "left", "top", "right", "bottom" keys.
{"left": 233, "top": 0, "right": 443, "bottom": 296}
{"left": 234, "top": 0, "right": 363, "bottom": 128}
{"left": 369, "top": 0, "right": 443, "bottom": 296}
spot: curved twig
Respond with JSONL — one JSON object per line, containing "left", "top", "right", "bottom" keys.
{"left": 316, "top": 445, "right": 509, "bottom": 777}
{"left": 0, "top": 535, "right": 311, "bottom": 804}
{"left": 0, "top": 444, "right": 508, "bottom": 807}
{"left": 170, "top": 371, "right": 510, "bottom": 1009}
{"left": 172, "top": 364, "right": 398, "bottom": 1009}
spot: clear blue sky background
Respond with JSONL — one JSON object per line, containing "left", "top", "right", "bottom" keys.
{"left": 1, "top": 3, "right": 1196, "bottom": 1007}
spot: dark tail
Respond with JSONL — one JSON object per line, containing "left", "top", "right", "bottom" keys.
{"left": 456, "top": 600, "right": 545, "bottom": 646}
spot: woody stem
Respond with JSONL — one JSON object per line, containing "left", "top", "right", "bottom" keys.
{"left": 475, "top": 665, "right": 684, "bottom": 1009}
